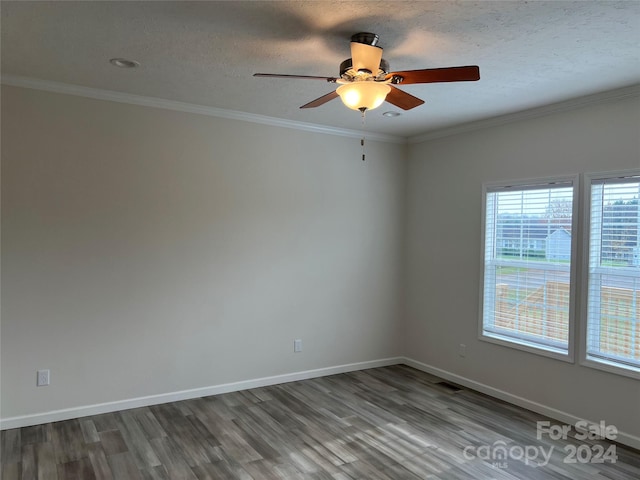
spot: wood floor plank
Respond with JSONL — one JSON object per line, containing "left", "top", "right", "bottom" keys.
{"left": 139, "top": 465, "right": 170, "bottom": 480}
{"left": 132, "top": 408, "right": 167, "bottom": 441}
{"left": 190, "top": 460, "right": 253, "bottom": 480}
{"left": 90, "top": 413, "right": 118, "bottom": 433}
{"left": 231, "top": 417, "right": 284, "bottom": 460}
{"left": 21, "top": 443, "right": 36, "bottom": 480}
{"left": 236, "top": 409, "right": 299, "bottom": 459}
{"left": 97, "top": 430, "right": 128, "bottom": 456}
{"left": 182, "top": 399, "right": 226, "bottom": 446}
{"left": 1, "top": 462, "right": 21, "bottom": 480}
{"left": 56, "top": 457, "right": 96, "bottom": 480}
{"left": 51, "top": 420, "right": 86, "bottom": 464}
{"left": 114, "top": 411, "right": 162, "bottom": 469}
{"left": 20, "top": 425, "right": 49, "bottom": 447}
{"left": 198, "top": 397, "right": 237, "bottom": 422}
{"left": 242, "top": 458, "right": 285, "bottom": 479}
{"left": 148, "top": 437, "right": 198, "bottom": 479}
{"left": 34, "top": 442, "right": 58, "bottom": 480}
{"left": 80, "top": 420, "right": 100, "bottom": 444}
{"left": 85, "top": 443, "right": 114, "bottom": 480}
{"left": 295, "top": 444, "right": 345, "bottom": 476}
{"left": 183, "top": 414, "right": 222, "bottom": 453}
{"left": 275, "top": 461, "right": 312, "bottom": 480}
{"left": 1, "top": 429, "right": 21, "bottom": 464}
{"left": 2, "top": 365, "right": 639, "bottom": 480}
{"left": 218, "top": 423, "right": 263, "bottom": 464}
{"left": 281, "top": 449, "right": 335, "bottom": 478}
{"left": 148, "top": 404, "right": 215, "bottom": 467}
{"left": 338, "top": 459, "right": 398, "bottom": 480}
{"left": 106, "top": 452, "right": 144, "bottom": 480}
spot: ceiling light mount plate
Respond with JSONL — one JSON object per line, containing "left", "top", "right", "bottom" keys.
{"left": 382, "top": 111, "right": 401, "bottom": 118}
{"left": 109, "top": 58, "right": 140, "bottom": 68}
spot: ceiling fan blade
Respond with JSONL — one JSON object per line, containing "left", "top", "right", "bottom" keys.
{"left": 350, "top": 42, "right": 383, "bottom": 74}
{"left": 300, "top": 91, "right": 339, "bottom": 109}
{"left": 386, "top": 66, "right": 480, "bottom": 85}
{"left": 385, "top": 86, "right": 425, "bottom": 110}
{"left": 254, "top": 73, "right": 337, "bottom": 82}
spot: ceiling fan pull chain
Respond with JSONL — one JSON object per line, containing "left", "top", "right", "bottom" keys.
{"left": 361, "top": 109, "right": 367, "bottom": 161}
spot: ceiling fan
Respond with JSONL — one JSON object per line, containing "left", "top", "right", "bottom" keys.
{"left": 254, "top": 32, "right": 480, "bottom": 112}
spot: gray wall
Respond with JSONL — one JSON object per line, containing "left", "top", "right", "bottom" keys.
{"left": 1, "top": 86, "right": 406, "bottom": 418}
{"left": 2, "top": 84, "right": 639, "bottom": 442}
{"left": 404, "top": 96, "right": 640, "bottom": 439}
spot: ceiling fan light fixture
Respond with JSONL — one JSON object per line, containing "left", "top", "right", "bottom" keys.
{"left": 336, "top": 82, "right": 391, "bottom": 111}
{"left": 254, "top": 32, "right": 479, "bottom": 113}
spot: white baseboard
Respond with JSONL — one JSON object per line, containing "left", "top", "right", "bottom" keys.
{"left": 0, "top": 357, "right": 403, "bottom": 430}
{"left": 402, "top": 357, "right": 640, "bottom": 451}
{"left": 3, "top": 356, "right": 639, "bottom": 452}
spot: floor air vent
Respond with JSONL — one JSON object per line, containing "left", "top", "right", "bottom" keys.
{"left": 434, "top": 381, "right": 463, "bottom": 393}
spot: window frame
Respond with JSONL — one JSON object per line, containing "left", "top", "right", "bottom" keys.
{"left": 580, "top": 169, "right": 640, "bottom": 380}
{"left": 479, "top": 175, "right": 580, "bottom": 363}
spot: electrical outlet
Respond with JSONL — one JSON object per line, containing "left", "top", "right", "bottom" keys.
{"left": 294, "top": 339, "right": 302, "bottom": 353}
{"left": 37, "top": 369, "right": 50, "bottom": 387}
{"left": 458, "top": 344, "right": 467, "bottom": 358}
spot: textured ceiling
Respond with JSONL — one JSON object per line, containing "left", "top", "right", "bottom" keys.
{"left": 2, "top": 1, "right": 639, "bottom": 138}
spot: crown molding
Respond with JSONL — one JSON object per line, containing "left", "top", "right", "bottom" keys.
{"left": 408, "top": 84, "right": 640, "bottom": 144}
{"left": 1, "top": 75, "right": 406, "bottom": 145}
{"left": 4, "top": 75, "right": 638, "bottom": 146}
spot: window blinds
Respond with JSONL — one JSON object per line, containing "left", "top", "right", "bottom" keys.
{"left": 483, "top": 182, "right": 574, "bottom": 355}
{"left": 586, "top": 176, "right": 640, "bottom": 370}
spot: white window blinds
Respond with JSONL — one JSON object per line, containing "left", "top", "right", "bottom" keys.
{"left": 482, "top": 181, "right": 575, "bottom": 357}
{"left": 586, "top": 175, "right": 640, "bottom": 373}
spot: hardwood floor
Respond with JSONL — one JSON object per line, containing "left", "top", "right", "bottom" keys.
{"left": 1, "top": 365, "right": 639, "bottom": 479}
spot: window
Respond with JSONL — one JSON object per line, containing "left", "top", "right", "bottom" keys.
{"left": 481, "top": 178, "right": 577, "bottom": 360}
{"left": 584, "top": 172, "right": 640, "bottom": 378}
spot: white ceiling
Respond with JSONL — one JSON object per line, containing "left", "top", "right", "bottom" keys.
{"left": 2, "top": 0, "right": 639, "bottom": 138}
